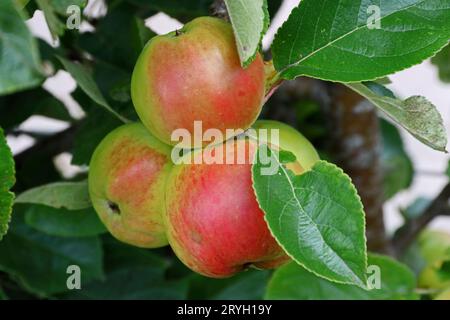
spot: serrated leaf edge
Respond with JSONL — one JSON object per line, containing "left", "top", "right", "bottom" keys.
{"left": 0, "top": 128, "right": 15, "bottom": 240}
{"left": 251, "top": 153, "right": 368, "bottom": 288}
{"left": 224, "top": 0, "right": 268, "bottom": 68}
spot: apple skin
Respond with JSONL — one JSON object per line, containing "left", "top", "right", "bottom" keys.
{"left": 131, "top": 17, "right": 265, "bottom": 147}
{"left": 165, "top": 123, "right": 319, "bottom": 278}
{"left": 88, "top": 123, "right": 172, "bottom": 248}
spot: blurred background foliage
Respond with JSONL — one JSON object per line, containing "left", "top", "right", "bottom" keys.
{"left": 0, "top": 0, "right": 449, "bottom": 300}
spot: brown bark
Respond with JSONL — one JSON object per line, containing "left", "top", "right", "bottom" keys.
{"left": 393, "top": 182, "right": 450, "bottom": 255}
{"left": 326, "top": 84, "right": 389, "bottom": 254}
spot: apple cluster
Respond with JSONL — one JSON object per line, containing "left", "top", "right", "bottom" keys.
{"left": 88, "top": 17, "right": 319, "bottom": 278}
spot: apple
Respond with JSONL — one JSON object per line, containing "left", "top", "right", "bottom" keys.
{"left": 165, "top": 122, "right": 319, "bottom": 278}
{"left": 252, "top": 119, "right": 320, "bottom": 171}
{"left": 131, "top": 17, "right": 265, "bottom": 147}
{"left": 417, "top": 230, "right": 450, "bottom": 289}
{"left": 88, "top": 123, "right": 172, "bottom": 248}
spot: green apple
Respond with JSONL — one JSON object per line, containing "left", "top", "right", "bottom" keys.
{"left": 131, "top": 17, "right": 265, "bottom": 147}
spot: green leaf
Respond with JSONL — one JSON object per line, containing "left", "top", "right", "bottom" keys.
{"left": 224, "top": 0, "right": 268, "bottom": 67}
{"left": 347, "top": 82, "right": 447, "bottom": 152}
{"left": 266, "top": 254, "right": 419, "bottom": 300}
{"left": 61, "top": 236, "right": 188, "bottom": 299}
{"left": 380, "top": 119, "right": 414, "bottom": 199}
{"left": 189, "top": 270, "right": 270, "bottom": 300}
{"left": 432, "top": 43, "right": 450, "bottom": 83}
{"left": 0, "top": 0, "right": 43, "bottom": 95}
{"left": 439, "top": 261, "right": 450, "bottom": 277}
{"left": 364, "top": 81, "right": 395, "bottom": 98}
{"left": 36, "top": 0, "right": 65, "bottom": 40}
{"left": 0, "top": 88, "right": 72, "bottom": 130}
{"left": 272, "top": 0, "right": 450, "bottom": 82}
{"left": 375, "top": 77, "right": 392, "bottom": 85}
{"left": 402, "top": 242, "right": 428, "bottom": 276}
{"left": 0, "top": 127, "right": 15, "bottom": 240}
{"left": 93, "top": 60, "right": 133, "bottom": 105}
{"left": 0, "top": 286, "right": 7, "bottom": 300}
{"left": 91, "top": 61, "right": 140, "bottom": 116}
{"left": 24, "top": 204, "right": 106, "bottom": 237}
{"left": 57, "top": 56, "right": 129, "bottom": 123}
{"left": 68, "top": 271, "right": 189, "bottom": 300}
{"left": 15, "top": 181, "right": 91, "bottom": 210}
{"left": 252, "top": 151, "right": 367, "bottom": 287}
{"left": 279, "top": 150, "right": 297, "bottom": 164}
{"left": 50, "top": 0, "right": 87, "bottom": 15}
{"left": 131, "top": 17, "right": 155, "bottom": 58}
{"left": 38, "top": 37, "right": 67, "bottom": 68}
{"left": 0, "top": 209, "right": 103, "bottom": 296}
{"left": 15, "top": 0, "right": 30, "bottom": 8}
{"left": 71, "top": 108, "right": 122, "bottom": 165}
{"left": 77, "top": 4, "right": 155, "bottom": 72}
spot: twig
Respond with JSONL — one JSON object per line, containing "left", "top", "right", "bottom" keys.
{"left": 393, "top": 182, "right": 450, "bottom": 256}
